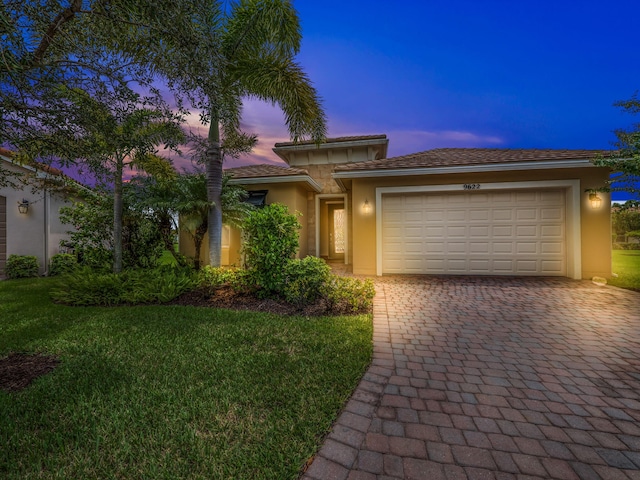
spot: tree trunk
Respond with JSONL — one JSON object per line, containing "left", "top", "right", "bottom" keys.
{"left": 113, "top": 156, "right": 124, "bottom": 273}
{"left": 206, "top": 110, "right": 223, "bottom": 267}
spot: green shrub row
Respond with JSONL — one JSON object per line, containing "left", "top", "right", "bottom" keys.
{"left": 50, "top": 267, "right": 196, "bottom": 306}
{"left": 199, "top": 258, "right": 375, "bottom": 315}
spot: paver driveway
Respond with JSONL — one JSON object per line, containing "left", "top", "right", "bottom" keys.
{"left": 302, "top": 276, "right": 640, "bottom": 480}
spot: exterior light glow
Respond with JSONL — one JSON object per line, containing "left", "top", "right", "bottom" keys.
{"left": 362, "top": 199, "right": 371, "bottom": 214}
{"left": 588, "top": 192, "right": 602, "bottom": 209}
{"left": 17, "top": 199, "right": 30, "bottom": 214}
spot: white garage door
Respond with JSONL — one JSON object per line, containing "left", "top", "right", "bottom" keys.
{"left": 382, "top": 190, "right": 566, "bottom": 275}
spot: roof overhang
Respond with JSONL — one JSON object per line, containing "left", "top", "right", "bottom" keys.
{"left": 273, "top": 136, "right": 389, "bottom": 163}
{"left": 335, "top": 158, "right": 599, "bottom": 180}
{"left": 228, "top": 174, "right": 322, "bottom": 193}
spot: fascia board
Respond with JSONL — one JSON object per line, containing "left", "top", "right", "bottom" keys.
{"left": 333, "top": 159, "right": 597, "bottom": 179}
{"left": 228, "top": 174, "right": 322, "bottom": 192}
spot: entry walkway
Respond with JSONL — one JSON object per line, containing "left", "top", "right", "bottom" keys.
{"left": 302, "top": 276, "right": 640, "bottom": 480}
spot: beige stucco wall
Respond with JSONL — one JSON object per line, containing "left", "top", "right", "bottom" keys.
{"left": 182, "top": 182, "right": 312, "bottom": 268}
{"left": 349, "top": 166, "right": 611, "bottom": 279}
{"left": 0, "top": 161, "right": 74, "bottom": 276}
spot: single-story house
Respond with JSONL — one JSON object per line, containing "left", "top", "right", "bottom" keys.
{"left": 182, "top": 135, "right": 611, "bottom": 279}
{"left": 0, "top": 148, "right": 76, "bottom": 277}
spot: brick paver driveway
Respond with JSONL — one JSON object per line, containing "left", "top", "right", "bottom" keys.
{"left": 302, "top": 277, "right": 640, "bottom": 480}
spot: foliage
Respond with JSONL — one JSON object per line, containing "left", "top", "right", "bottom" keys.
{"left": 59, "top": 197, "right": 113, "bottom": 270}
{"left": 1, "top": 0, "right": 221, "bottom": 158}
{"left": 48, "top": 85, "right": 185, "bottom": 273}
{"left": 59, "top": 191, "right": 165, "bottom": 271}
{"left": 611, "top": 201, "right": 640, "bottom": 236}
{"left": 184, "top": 0, "right": 326, "bottom": 268}
{"left": 198, "top": 265, "right": 252, "bottom": 293}
{"left": 282, "top": 256, "right": 332, "bottom": 306}
{"left": 593, "top": 93, "right": 640, "bottom": 196}
{"left": 321, "top": 276, "right": 376, "bottom": 315}
{"left": 5, "top": 255, "right": 39, "bottom": 279}
{"left": 174, "top": 173, "right": 253, "bottom": 269}
{"left": 0, "top": 277, "right": 372, "bottom": 480}
{"left": 242, "top": 204, "right": 300, "bottom": 296}
{"left": 50, "top": 267, "right": 196, "bottom": 306}
{"left": 48, "top": 254, "right": 78, "bottom": 276}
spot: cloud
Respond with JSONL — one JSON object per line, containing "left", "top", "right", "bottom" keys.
{"left": 386, "top": 129, "right": 505, "bottom": 157}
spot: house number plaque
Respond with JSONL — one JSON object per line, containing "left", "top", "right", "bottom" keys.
{"left": 463, "top": 183, "right": 481, "bottom": 190}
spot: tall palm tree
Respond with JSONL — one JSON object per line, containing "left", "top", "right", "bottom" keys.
{"left": 204, "top": 0, "right": 326, "bottom": 267}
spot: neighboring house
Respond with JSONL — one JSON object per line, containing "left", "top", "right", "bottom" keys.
{"left": 183, "top": 135, "right": 612, "bottom": 279}
{"left": 0, "top": 148, "right": 77, "bottom": 277}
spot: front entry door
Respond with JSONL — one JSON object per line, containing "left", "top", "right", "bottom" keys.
{"left": 328, "top": 204, "right": 345, "bottom": 260}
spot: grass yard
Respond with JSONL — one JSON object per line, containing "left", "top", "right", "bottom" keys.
{"left": 0, "top": 278, "right": 373, "bottom": 479}
{"left": 609, "top": 250, "right": 640, "bottom": 291}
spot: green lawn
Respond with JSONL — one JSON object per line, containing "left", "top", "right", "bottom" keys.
{"left": 609, "top": 250, "right": 640, "bottom": 290}
{"left": 0, "top": 278, "right": 372, "bottom": 479}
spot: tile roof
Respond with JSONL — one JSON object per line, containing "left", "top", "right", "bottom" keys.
{"left": 0, "top": 147, "right": 14, "bottom": 158}
{"left": 224, "top": 164, "right": 310, "bottom": 179}
{"left": 334, "top": 148, "right": 608, "bottom": 171}
{"left": 274, "top": 134, "right": 387, "bottom": 148}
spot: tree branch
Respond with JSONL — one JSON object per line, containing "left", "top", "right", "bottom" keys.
{"left": 32, "top": 0, "right": 83, "bottom": 66}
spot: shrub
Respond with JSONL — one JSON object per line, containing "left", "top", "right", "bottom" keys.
{"left": 49, "top": 253, "right": 78, "bottom": 276}
{"left": 282, "top": 256, "right": 332, "bottom": 306}
{"left": 321, "top": 275, "right": 376, "bottom": 314}
{"left": 199, "top": 266, "right": 235, "bottom": 289}
{"left": 50, "top": 267, "right": 196, "bottom": 306}
{"left": 5, "top": 255, "right": 39, "bottom": 279}
{"left": 242, "top": 204, "right": 300, "bottom": 296}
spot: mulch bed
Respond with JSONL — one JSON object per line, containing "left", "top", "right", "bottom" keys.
{"left": 168, "top": 286, "right": 333, "bottom": 317}
{"left": 0, "top": 353, "right": 60, "bottom": 393}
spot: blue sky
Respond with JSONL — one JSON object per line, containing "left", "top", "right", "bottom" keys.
{"left": 223, "top": 0, "right": 640, "bottom": 200}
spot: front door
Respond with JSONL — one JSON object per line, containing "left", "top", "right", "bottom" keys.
{"left": 328, "top": 204, "right": 345, "bottom": 260}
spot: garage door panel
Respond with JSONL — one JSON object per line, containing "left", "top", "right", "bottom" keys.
{"left": 382, "top": 190, "right": 566, "bottom": 276}
{"left": 448, "top": 242, "right": 467, "bottom": 253}
{"left": 515, "top": 225, "right": 538, "bottom": 237}
{"left": 469, "top": 242, "right": 490, "bottom": 253}
{"left": 493, "top": 242, "right": 514, "bottom": 254}
{"left": 517, "top": 242, "right": 538, "bottom": 254}
{"left": 492, "top": 209, "right": 514, "bottom": 221}
{"left": 492, "top": 226, "right": 513, "bottom": 237}
{"left": 469, "top": 226, "right": 489, "bottom": 237}
{"left": 447, "top": 226, "right": 467, "bottom": 237}
{"left": 447, "top": 210, "right": 467, "bottom": 221}
{"left": 425, "top": 226, "right": 445, "bottom": 237}
{"left": 469, "top": 209, "right": 490, "bottom": 221}
{"left": 541, "top": 260, "right": 564, "bottom": 273}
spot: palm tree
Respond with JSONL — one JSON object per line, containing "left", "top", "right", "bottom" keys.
{"left": 174, "top": 173, "right": 253, "bottom": 269}
{"left": 203, "top": 0, "right": 326, "bottom": 267}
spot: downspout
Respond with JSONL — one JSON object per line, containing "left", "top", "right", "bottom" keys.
{"left": 43, "top": 189, "right": 50, "bottom": 275}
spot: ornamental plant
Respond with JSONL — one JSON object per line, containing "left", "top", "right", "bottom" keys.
{"left": 242, "top": 204, "right": 300, "bottom": 296}
{"left": 5, "top": 255, "right": 39, "bottom": 279}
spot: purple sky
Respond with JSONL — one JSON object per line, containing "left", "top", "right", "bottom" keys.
{"left": 187, "top": 0, "right": 638, "bottom": 200}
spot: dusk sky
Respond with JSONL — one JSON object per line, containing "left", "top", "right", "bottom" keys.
{"left": 209, "top": 0, "right": 640, "bottom": 200}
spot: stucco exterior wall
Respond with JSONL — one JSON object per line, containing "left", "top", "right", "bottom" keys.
{"left": 182, "top": 182, "right": 312, "bottom": 268}
{"left": 0, "top": 161, "right": 74, "bottom": 276}
{"left": 349, "top": 166, "right": 611, "bottom": 279}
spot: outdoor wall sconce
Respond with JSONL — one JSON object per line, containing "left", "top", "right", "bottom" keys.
{"left": 362, "top": 199, "right": 372, "bottom": 214}
{"left": 588, "top": 192, "right": 602, "bottom": 209}
{"left": 17, "top": 199, "right": 30, "bottom": 214}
